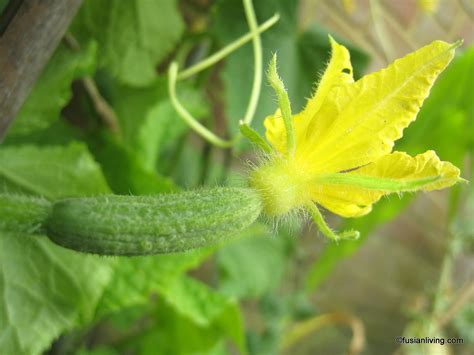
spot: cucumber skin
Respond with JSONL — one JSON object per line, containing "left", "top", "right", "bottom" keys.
{"left": 46, "top": 188, "right": 262, "bottom": 256}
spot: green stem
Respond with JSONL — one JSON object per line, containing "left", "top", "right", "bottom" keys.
{"left": 0, "top": 194, "right": 51, "bottom": 236}
{"left": 305, "top": 203, "right": 360, "bottom": 242}
{"left": 170, "top": 0, "right": 279, "bottom": 148}
{"left": 239, "top": 121, "right": 273, "bottom": 153}
{"left": 280, "top": 313, "right": 365, "bottom": 353}
{"left": 427, "top": 186, "right": 464, "bottom": 336}
{"left": 177, "top": 13, "right": 279, "bottom": 81}
{"left": 241, "top": 0, "right": 263, "bottom": 126}
{"left": 168, "top": 62, "right": 235, "bottom": 148}
{"left": 267, "top": 54, "right": 296, "bottom": 157}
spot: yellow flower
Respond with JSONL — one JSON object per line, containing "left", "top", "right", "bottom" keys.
{"left": 342, "top": 0, "right": 356, "bottom": 15}
{"left": 417, "top": 0, "right": 440, "bottom": 14}
{"left": 245, "top": 36, "right": 464, "bottom": 241}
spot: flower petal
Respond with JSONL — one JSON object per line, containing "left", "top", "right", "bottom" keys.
{"left": 264, "top": 36, "right": 353, "bottom": 154}
{"left": 301, "top": 40, "right": 456, "bottom": 174}
{"left": 264, "top": 110, "right": 304, "bottom": 154}
{"left": 311, "top": 151, "right": 461, "bottom": 217}
{"left": 304, "top": 35, "right": 354, "bottom": 119}
{"left": 310, "top": 193, "right": 373, "bottom": 217}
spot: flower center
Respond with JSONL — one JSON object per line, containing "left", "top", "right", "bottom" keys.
{"left": 249, "top": 158, "right": 312, "bottom": 217}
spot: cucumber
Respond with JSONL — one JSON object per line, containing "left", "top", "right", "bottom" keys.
{"left": 45, "top": 187, "right": 262, "bottom": 255}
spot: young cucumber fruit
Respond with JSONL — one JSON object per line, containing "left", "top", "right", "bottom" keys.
{"left": 46, "top": 187, "right": 262, "bottom": 256}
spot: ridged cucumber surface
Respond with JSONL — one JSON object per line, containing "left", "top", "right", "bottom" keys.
{"left": 46, "top": 188, "right": 262, "bottom": 255}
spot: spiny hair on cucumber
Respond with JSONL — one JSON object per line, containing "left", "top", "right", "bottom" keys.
{"left": 45, "top": 187, "right": 262, "bottom": 256}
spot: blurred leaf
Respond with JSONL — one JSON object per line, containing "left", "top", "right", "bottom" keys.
{"left": 156, "top": 276, "right": 245, "bottom": 354}
{"left": 201, "top": 341, "right": 228, "bottom": 355}
{"left": 4, "top": 42, "right": 97, "bottom": 140}
{"left": 96, "top": 254, "right": 245, "bottom": 354}
{"left": 0, "top": 234, "right": 115, "bottom": 355}
{"left": 76, "top": 347, "right": 119, "bottom": 355}
{"left": 0, "top": 0, "right": 7, "bottom": 14}
{"left": 453, "top": 301, "right": 474, "bottom": 344}
{"left": 86, "top": 132, "right": 177, "bottom": 195}
{"left": 217, "top": 224, "right": 292, "bottom": 298}
{"left": 304, "top": 47, "right": 474, "bottom": 292}
{"left": 170, "top": 142, "right": 228, "bottom": 188}
{"left": 123, "top": 277, "right": 244, "bottom": 355}
{"left": 2, "top": 120, "right": 83, "bottom": 147}
{"left": 96, "top": 249, "right": 213, "bottom": 316}
{"left": 108, "top": 77, "right": 208, "bottom": 171}
{"left": 71, "top": 0, "right": 184, "bottom": 86}
{"left": 212, "top": 0, "right": 369, "bottom": 137}
{"left": 0, "top": 143, "right": 114, "bottom": 355}
{"left": 0, "top": 142, "right": 110, "bottom": 199}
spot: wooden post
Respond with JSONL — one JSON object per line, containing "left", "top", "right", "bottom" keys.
{"left": 0, "top": 0, "right": 83, "bottom": 141}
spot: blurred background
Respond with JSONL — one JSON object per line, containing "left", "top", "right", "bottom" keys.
{"left": 0, "top": 0, "right": 473, "bottom": 354}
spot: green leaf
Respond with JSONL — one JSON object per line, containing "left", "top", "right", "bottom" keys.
{"left": 155, "top": 276, "right": 245, "bottom": 354}
{"left": 96, "top": 249, "right": 213, "bottom": 316}
{"left": 169, "top": 142, "right": 228, "bottom": 188}
{"left": 95, "top": 252, "right": 246, "bottom": 354}
{"left": 76, "top": 347, "right": 119, "bottom": 355}
{"left": 109, "top": 77, "right": 208, "bottom": 171}
{"left": 71, "top": 0, "right": 184, "bottom": 86}
{"left": 86, "top": 132, "right": 177, "bottom": 195}
{"left": 218, "top": 224, "right": 292, "bottom": 298}
{"left": 107, "top": 276, "right": 245, "bottom": 355}
{"left": 5, "top": 42, "right": 97, "bottom": 140}
{"left": 0, "top": 143, "right": 110, "bottom": 199}
{"left": 0, "top": 143, "right": 113, "bottom": 355}
{"left": 0, "top": 0, "right": 8, "bottom": 14}
{"left": 0, "top": 234, "right": 115, "bottom": 355}
{"left": 212, "top": 0, "right": 369, "bottom": 137}
{"left": 3, "top": 119, "right": 83, "bottom": 147}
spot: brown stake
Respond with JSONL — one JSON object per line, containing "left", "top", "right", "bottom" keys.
{"left": 0, "top": 0, "right": 83, "bottom": 141}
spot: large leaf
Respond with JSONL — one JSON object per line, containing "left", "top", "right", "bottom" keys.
{"left": 5, "top": 42, "right": 97, "bottom": 141}
{"left": 212, "top": 0, "right": 369, "bottom": 136}
{"left": 71, "top": 0, "right": 184, "bottom": 86}
{"left": 217, "top": 224, "right": 293, "bottom": 298}
{"left": 112, "top": 277, "right": 245, "bottom": 355}
{"left": 0, "top": 0, "right": 8, "bottom": 14}
{"left": 0, "top": 234, "right": 115, "bottom": 355}
{"left": 95, "top": 251, "right": 245, "bottom": 354}
{"left": 0, "top": 143, "right": 110, "bottom": 199}
{"left": 96, "top": 250, "right": 213, "bottom": 317}
{"left": 86, "top": 132, "right": 177, "bottom": 195}
{"left": 154, "top": 276, "right": 245, "bottom": 354}
{"left": 0, "top": 143, "right": 114, "bottom": 355}
{"left": 108, "top": 77, "right": 208, "bottom": 171}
